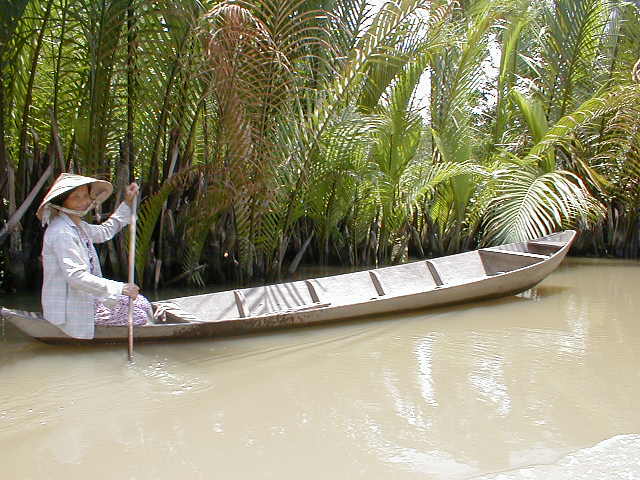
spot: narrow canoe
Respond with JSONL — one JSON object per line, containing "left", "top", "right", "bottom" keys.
{"left": 0, "top": 230, "right": 576, "bottom": 344}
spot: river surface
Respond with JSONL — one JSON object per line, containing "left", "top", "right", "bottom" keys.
{"left": 0, "top": 258, "right": 639, "bottom": 479}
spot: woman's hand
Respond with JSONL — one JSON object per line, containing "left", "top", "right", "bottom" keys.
{"left": 122, "top": 283, "right": 140, "bottom": 299}
{"left": 124, "top": 183, "right": 139, "bottom": 207}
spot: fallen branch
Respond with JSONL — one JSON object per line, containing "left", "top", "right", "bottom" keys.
{"left": 164, "top": 264, "right": 206, "bottom": 286}
{"left": 0, "top": 160, "right": 53, "bottom": 245}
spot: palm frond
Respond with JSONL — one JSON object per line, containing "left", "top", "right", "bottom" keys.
{"left": 483, "top": 163, "right": 601, "bottom": 244}
{"left": 492, "top": 0, "right": 534, "bottom": 145}
{"left": 542, "top": 0, "right": 612, "bottom": 120}
{"left": 528, "top": 84, "right": 639, "bottom": 164}
{"left": 133, "top": 179, "right": 174, "bottom": 282}
{"left": 510, "top": 89, "right": 548, "bottom": 144}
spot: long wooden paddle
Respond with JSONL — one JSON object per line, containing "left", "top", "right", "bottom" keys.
{"left": 127, "top": 188, "right": 138, "bottom": 361}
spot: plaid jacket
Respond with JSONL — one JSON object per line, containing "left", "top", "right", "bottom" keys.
{"left": 41, "top": 203, "right": 131, "bottom": 339}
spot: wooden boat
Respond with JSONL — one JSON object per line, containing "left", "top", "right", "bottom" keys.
{"left": 1, "top": 230, "right": 576, "bottom": 344}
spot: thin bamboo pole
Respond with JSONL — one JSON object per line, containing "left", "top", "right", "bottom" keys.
{"left": 127, "top": 191, "right": 138, "bottom": 361}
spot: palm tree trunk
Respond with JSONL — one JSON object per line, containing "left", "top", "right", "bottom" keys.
{"left": 0, "top": 64, "right": 7, "bottom": 188}
{"left": 5, "top": 160, "right": 26, "bottom": 288}
{"left": 147, "top": 35, "right": 189, "bottom": 192}
{"left": 52, "top": 0, "right": 69, "bottom": 121}
{"left": 17, "top": 0, "right": 54, "bottom": 197}
{"left": 126, "top": 0, "right": 136, "bottom": 181}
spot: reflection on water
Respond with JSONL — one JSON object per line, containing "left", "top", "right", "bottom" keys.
{"left": 476, "top": 434, "right": 640, "bottom": 479}
{"left": 1, "top": 258, "right": 639, "bottom": 479}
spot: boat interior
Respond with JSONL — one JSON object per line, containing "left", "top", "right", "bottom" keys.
{"left": 154, "top": 232, "right": 571, "bottom": 324}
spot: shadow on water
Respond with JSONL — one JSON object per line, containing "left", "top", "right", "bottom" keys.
{"left": 0, "top": 320, "right": 125, "bottom": 370}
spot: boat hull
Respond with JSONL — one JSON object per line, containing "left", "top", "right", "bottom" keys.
{"left": 1, "top": 231, "right": 575, "bottom": 344}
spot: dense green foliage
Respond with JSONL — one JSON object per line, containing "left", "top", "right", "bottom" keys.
{"left": 1, "top": 0, "right": 639, "bottom": 291}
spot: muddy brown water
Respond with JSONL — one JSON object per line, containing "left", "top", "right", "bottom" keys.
{"left": 1, "top": 258, "right": 639, "bottom": 479}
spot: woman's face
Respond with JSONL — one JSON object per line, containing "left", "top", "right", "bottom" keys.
{"left": 63, "top": 185, "right": 92, "bottom": 211}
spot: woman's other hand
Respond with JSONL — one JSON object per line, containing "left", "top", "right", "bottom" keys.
{"left": 122, "top": 283, "right": 140, "bottom": 299}
{"left": 124, "top": 183, "right": 139, "bottom": 207}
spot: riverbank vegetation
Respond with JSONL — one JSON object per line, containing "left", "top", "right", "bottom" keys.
{"left": 1, "top": 0, "right": 639, "bottom": 292}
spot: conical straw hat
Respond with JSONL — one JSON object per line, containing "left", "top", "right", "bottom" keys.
{"left": 37, "top": 173, "right": 113, "bottom": 221}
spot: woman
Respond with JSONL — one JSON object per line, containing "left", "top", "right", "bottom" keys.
{"left": 37, "top": 173, "right": 152, "bottom": 339}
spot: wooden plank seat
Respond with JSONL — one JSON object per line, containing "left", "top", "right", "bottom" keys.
{"left": 369, "top": 271, "right": 386, "bottom": 296}
{"left": 479, "top": 248, "right": 548, "bottom": 276}
{"left": 425, "top": 260, "right": 444, "bottom": 287}
{"left": 526, "top": 240, "right": 565, "bottom": 255}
